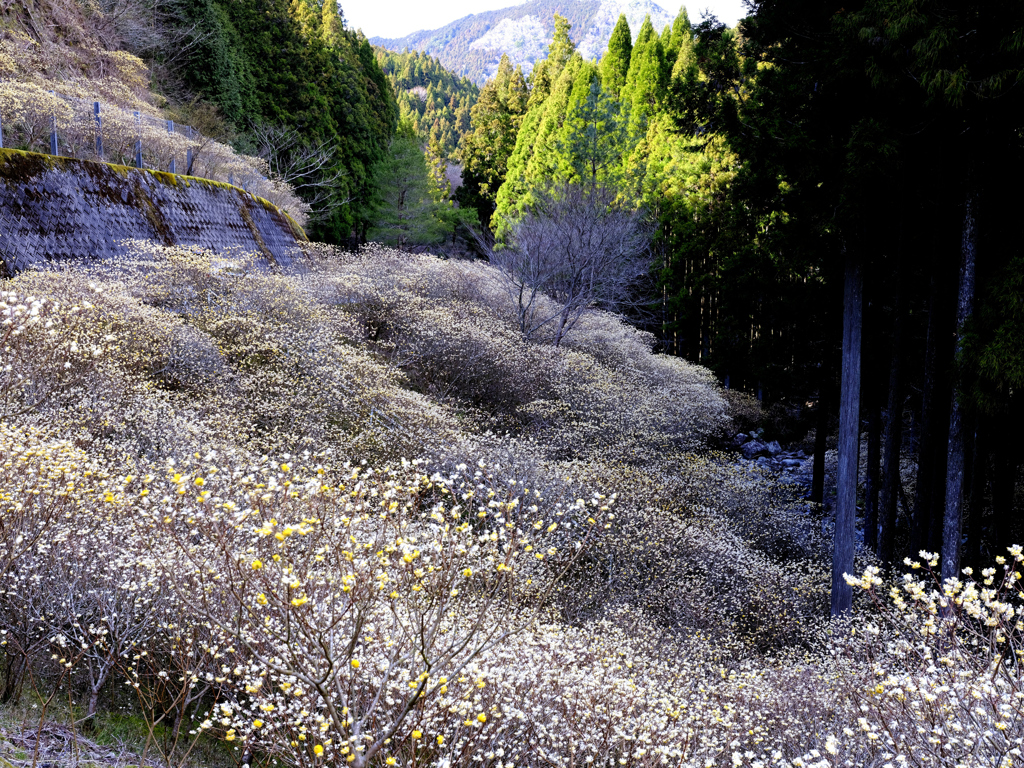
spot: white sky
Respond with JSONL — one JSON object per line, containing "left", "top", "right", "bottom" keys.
{"left": 345, "top": 0, "right": 748, "bottom": 40}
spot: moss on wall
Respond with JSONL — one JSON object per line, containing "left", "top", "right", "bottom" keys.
{"left": 0, "top": 149, "right": 305, "bottom": 273}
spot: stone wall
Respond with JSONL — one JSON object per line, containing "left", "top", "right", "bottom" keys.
{"left": 0, "top": 149, "right": 306, "bottom": 274}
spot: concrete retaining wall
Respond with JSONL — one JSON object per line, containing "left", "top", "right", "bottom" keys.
{"left": 0, "top": 150, "right": 306, "bottom": 274}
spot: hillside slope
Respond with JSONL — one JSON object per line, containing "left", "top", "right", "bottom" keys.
{"left": 372, "top": 0, "right": 674, "bottom": 83}
{"left": 1, "top": 241, "right": 1016, "bottom": 767}
{"left": 374, "top": 48, "right": 479, "bottom": 159}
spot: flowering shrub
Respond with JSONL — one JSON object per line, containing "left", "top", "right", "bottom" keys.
{"left": 2, "top": 241, "right": 1020, "bottom": 768}
{"left": 0, "top": 285, "right": 113, "bottom": 420}
{"left": 830, "top": 552, "right": 1024, "bottom": 768}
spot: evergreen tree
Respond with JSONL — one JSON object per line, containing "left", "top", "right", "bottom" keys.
{"left": 458, "top": 54, "right": 528, "bottom": 229}
{"left": 375, "top": 47, "right": 480, "bottom": 160}
{"left": 670, "top": 22, "right": 696, "bottom": 80}
{"left": 554, "top": 65, "right": 628, "bottom": 190}
{"left": 599, "top": 15, "right": 632, "bottom": 99}
{"left": 620, "top": 16, "right": 667, "bottom": 137}
{"left": 172, "top": 0, "right": 397, "bottom": 242}
{"left": 369, "top": 121, "right": 444, "bottom": 248}
{"left": 664, "top": 6, "right": 692, "bottom": 65}
{"left": 494, "top": 53, "right": 585, "bottom": 238}
{"left": 526, "top": 60, "right": 553, "bottom": 110}
{"left": 546, "top": 14, "right": 576, "bottom": 84}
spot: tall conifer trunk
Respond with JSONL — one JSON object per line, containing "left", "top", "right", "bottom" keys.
{"left": 832, "top": 247, "right": 862, "bottom": 617}
{"left": 811, "top": 382, "right": 829, "bottom": 505}
{"left": 942, "top": 188, "right": 978, "bottom": 583}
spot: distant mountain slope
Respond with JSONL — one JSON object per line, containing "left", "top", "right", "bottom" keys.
{"left": 370, "top": 0, "right": 675, "bottom": 84}
{"left": 375, "top": 48, "right": 479, "bottom": 160}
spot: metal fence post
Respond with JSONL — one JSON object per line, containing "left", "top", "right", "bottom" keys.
{"left": 50, "top": 91, "right": 58, "bottom": 156}
{"left": 167, "top": 119, "right": 175, "bottom": 173}
{"left": 134, "top": 110, "right": 142, "bottom": 168}
{"left": 186, "top": 126, "right": 193, "bottom": 175}
{"left": 0, "top": 110, "right": 4, "bottom": 150}
{"left": 94, "top": 102, "right": 103, "bottom": 159}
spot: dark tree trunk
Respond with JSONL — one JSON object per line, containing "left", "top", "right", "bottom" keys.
{"left": 0, "top": 654, "right": 25, "bottom": 705}
{"left": 879, "top": 256, "right": 907, "bottom": 567}
{"left": 929, "top": 406, "right": 952, "bottom": 553}
{"left": 832, "top": 248, "right": 863, "bottom": 617}
{"left": 919, "top": 267, "right": 955, "bottom": 556}
{"left": 811, "top": 397, "right": 829, "bottom": 504}
{"left": 864, "top": 402, "right": 881, "bottom": 551}
{"left": 942, "top": 188, "right": 978, "bottom": 583}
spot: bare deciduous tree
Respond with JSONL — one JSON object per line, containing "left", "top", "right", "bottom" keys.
{"left": 490, "top": 183, "right": 654, "bottom": 346}
{"left": 249, "top": 122, "right": 350, "bottom": 223}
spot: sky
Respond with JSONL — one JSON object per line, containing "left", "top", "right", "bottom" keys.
{"left": 344, "top": 0, "right": 747, "bottom": 40}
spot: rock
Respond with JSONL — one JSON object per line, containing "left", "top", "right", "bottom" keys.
{"left": 782, "top": 458, "right": 802, "bottom": 468}
{"left": 735, "top": 433, "right": 749, "bottom": 444}
{"left": 741, "top": 440, "right": 769, "bottom": 459}
{"left": 767, "top": 440, "right": 783, "bottom": 456}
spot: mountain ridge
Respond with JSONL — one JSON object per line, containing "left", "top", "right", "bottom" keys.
{"left": 370, "top": 0, "right": 677, "bottom": 84}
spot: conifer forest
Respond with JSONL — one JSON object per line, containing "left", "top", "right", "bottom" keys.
{"left": 1, "top": 0, "right": 1024, "bottom": 766}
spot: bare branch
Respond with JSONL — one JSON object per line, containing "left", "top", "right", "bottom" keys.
{"left": 490, "top": 183, "right": 655, "bottom": 346}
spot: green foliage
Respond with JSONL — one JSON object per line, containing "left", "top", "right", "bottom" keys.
{"left": 664, "top": 6, "right": 692, "bottom": 67}
{"left": 620, "top": 15, "right": 668, "bottom": 138}
{"left": 369, "top": 121, "right": 447, "bottom": 248}
{"left": 546, "top": 13, "right": 577, "bottom": 83}
{"left": 457, "top": 54, "right": 529, "bottom": 229}
{"left": 599, "top": 14, "right": 632, "bottom": 99}
{"left": 173, "top": 0, "right": 398, "bottom": 242}
{"left": 375, "top": 48, "right": 480, "bottom": 160}
{"left": 479, "top": 4, "right": 826, "bottom": 395}
{"left": 493, "top": 53, "right": 587, "bottom": 238}
{"left": 484, "top": 6, "right": 746, "bottom": 370}
{"left": 553, "top": 69, "right": 630, "bottom": 189}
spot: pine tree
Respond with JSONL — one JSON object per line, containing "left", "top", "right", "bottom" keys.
{"left": 321, "top": 0, "right": 343, "bottom": 47}
{"left": 664, "top": 6, "right": 692, "bottom": 65}
{"left": 494, "top": 54, "right": 585, "bottom": 237}
{"left": 523, "top": 62, "right": 545, "bottom": 108}
{"left": 554, "top": 64, "right": 627, "bottom": 189}
{"left": 599, "top": 15, "right": 632, "bottom": 99}
{"left": 375, "top": 46, "right": 481, "bottom": 160}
